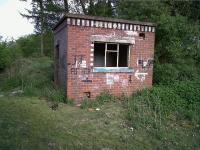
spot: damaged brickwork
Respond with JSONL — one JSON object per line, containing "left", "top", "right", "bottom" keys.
{"left": 53, "top": 14, "right": 156, "bottom": 102}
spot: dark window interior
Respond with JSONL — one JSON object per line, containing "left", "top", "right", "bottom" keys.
{"left": 106, "top": 52, "right": 117, "bottom": 67}
{"left": 94, "top": 42, "right": 129, "bottom": 67}
{"left": 139, "top": 33, "right": 145, "bottom": 40}
{"left": 119, "top": 44, "right": 129, "bottom": 67}
{"left": 107, "top": 43, "right": 117, "bottom": 51}
{"left": 94, "top": 43, "right": 105, "bottom": 67}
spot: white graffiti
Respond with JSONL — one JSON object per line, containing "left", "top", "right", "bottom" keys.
{"left": 121, "top": 79, "right": 128, "bottom": 88}
{"left": 106, "top": 74, "right": 119, "bottom": 86}
{"left": 124, "top": 31, "right": 138, "bottom": 36}
{"left": 134, "top": 70, "right": 148, "bottom": 82}
{"left": 80, "top": 60, "right": 87, "bottom": 68}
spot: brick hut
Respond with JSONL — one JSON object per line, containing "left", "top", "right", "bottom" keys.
{"left": 53, "top": 14, "right": 156, "bottom": 102}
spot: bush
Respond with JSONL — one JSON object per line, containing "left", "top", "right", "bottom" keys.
{"left": 128, "top": 79, "right": 200, "bottom": 129}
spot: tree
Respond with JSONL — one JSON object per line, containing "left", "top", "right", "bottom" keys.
{"left": 20, "top": 0, "right": 64, "bottom": 56}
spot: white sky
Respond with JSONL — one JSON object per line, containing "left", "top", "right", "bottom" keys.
{"left": 0, "top": 0, "right": 34, "bottom": 40}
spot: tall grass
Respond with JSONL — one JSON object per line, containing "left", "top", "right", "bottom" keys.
{"left": 0, "top": 57, "right": 65, "bottom": 103}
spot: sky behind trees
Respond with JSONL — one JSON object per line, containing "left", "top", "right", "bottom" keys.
{"left": 0, "top": 0, "right": 34, "bottom": 40}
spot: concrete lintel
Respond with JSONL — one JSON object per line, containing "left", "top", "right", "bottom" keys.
{"left": 91, "top": 35, "right": 135, "bottom": 44}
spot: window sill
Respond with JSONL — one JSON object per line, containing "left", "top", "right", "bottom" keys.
{"left": 93, "top": 67, "right": 134, "bottom": 73}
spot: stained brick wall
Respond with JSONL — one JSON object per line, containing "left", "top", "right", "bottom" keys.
{"left": 54, "top": 14, "right": 155, "bottom": 102}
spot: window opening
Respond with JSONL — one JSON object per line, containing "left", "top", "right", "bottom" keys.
{"left": 94, "top": 42, "right": 130, "bottom": 67}
{"left": 139, "top": 33, "right": 145, "bottom": 40}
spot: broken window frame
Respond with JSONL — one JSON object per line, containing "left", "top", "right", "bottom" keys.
{"left": 94, "top": 42, "right": 131, "bottom": 68}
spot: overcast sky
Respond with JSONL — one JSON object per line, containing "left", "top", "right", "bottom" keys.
{"left": 0, "top": 0, "right": 34, "bottom": 40}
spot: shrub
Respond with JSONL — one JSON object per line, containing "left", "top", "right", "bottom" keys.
{"left": 128, "top": 79, "right": 200, "bottom": 129}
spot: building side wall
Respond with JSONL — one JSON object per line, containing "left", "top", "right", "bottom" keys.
{"left": 66, "top": 25, "right": 155, "bottom": 102}
{"left": 54, "top": 21, "right": 68, "bottom": 90}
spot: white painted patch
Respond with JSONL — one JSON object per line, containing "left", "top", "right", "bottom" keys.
{"left": 90, "top": 63, "right": 93, "bottom": 66}
{"left": 137, "top": 25, "right": 140, "bottom": 31}
{"left": 77, "top": 19, "right": 80, "bottom": 25}
{"left": 72, "top": 19, "right": 75, "bottom": 25}
{"left": 134, "top": 70, "right": 148, "bottom": 82}
{"left": 141, "top": 26, "right": 144, "bottom": 31}
{"left": 90, "top": 53, "right": 94, "bottom": 57}
{"left": 134, "top": 25, "right": 137, "bottom": 31}
{"left": 122, "top": 24, "right": 125, "bottom": 30}
{"left": 113, "top": 23, "right": 117, "bottom": 29}
{"left": 91, "top": 48, "right": 94, "bottom": 52}
{"left": 104, "top": 22, "right": 108, "bottom": 28}
{"left": 106, "top": 73, "right": 114, "bottom": 85}
{"left": 125, "top": 24, "right": 129, "bottom": 30}
{"left": 108, "top": 22, "right": 112, "bottom": 28}
{"left": 91, "top": 34, "right": 135, "bottom": 44}
{"left": 117, "top": 23, "right": 121, "bottom": 29}
{"left": 106, "top": 74, "right": 119, "bottom": 86}
{"left": 80, "top": 60, "right": 87, "bottom": 68}
{"left": 145, "top": 26, "right": 148, "bottom": 32}
{"left": 122, "top": 79, "right": 128, "bottom": 88}
{"left": 130, "top": 25, "right": 133, "bottom": 30}
{"left": 67, "top": 18, "right": 70, "bottom": 24}
{"left": 91, "top": 20, "right": 94, "bottom": 26}
{"left": 86, "top": 20, "right": 90, "bottom": 26}
{"left": 79, "top": 74, "right": 88, "bottom": 80}
{"left": 95, "top": 21, "right": 98, "bottom": 27}
{"left": 143, "top": 61, "right": 148, "bottom": 67}
{"left": 125, "top": 31, "right": 138, "bottom": 36}
{"left": 82, "top": 19, "right": 85, "bottom": 26}
{"left": 114, "top": 75, "right": 119, "bottom": 82}
{"left": 99, "top": 21, "right": 103, "bottom": 27}
{"left": 152, "top": 27, "right": 155, "bottom": 32}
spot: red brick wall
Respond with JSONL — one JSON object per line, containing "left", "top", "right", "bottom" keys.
{"left": 66, "top": 25, "right": 155, "bottom": 102}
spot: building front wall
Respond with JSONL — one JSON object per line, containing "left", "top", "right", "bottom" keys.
{"left": 66, "top": 25, "right": 155, "bottom": 102}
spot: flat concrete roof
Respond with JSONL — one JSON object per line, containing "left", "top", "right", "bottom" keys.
{"left": 53, "top": 13, "right": 156, "bottom": 30}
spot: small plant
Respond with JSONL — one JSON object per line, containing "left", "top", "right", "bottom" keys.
{"left": 66, "top": 98, "right": 75, "bottom": 106}
{"left": 43, "top": 87, "right": 66, "bottom": 103}
{"left": 80, "top": 91, "right": 116, "bottom": 109}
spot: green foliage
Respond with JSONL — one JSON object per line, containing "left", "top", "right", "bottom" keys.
{"left": 0, "top": 40, "right": 22, "bottom": 70}
{"left": 117, "top": 1, "right": 200, "bottom": 85}
{"left": 0, "top": 57, "right": 65, "bottom": 103}
{"left": 16, "top": 32, "right": 54, "bottom": 57}
{"left": 42, "top": 87, "right": 66, "bottom": 103}
{"left": 81, "top": 91, "right": 116, "bottom": 109}
{"left": 16, "top": 35, "right": 40, "bottom": 57}
{"left": 87, "top": 0, "right": 113, "bottom": 17}
{"left": 128, "top": 79, "right": 200, "bottom": 130}
{"left": 126, "top": 79, "right": 200, "bottom": 149}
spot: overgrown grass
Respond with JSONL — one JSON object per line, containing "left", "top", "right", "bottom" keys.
{"left": 0, "top": 56, "right": 199, "bottom": 149}
{"left": 81, "top": 91, "right": 116, "bottom": 109}
{"left": 0, "top": 96, "right": 133, "bottom": 150}
{"left": 127, "top": 79, "right": 200, "bottom": 149}
{"left": 0, "top": 57, "right": 65, "bottom": 103}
